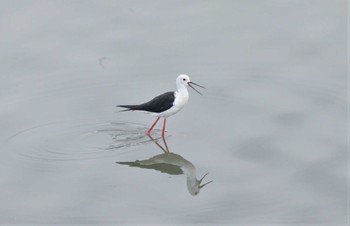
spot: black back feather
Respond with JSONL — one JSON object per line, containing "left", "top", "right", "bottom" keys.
{"left": 117, "top": 92, "right": 175, "bottom": 113}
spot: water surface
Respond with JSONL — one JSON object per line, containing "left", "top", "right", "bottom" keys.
{"left": 0, "top": 0, "right": 347, "bottom": 225}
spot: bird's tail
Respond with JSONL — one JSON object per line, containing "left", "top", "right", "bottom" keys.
{"left": 116, "top": 105, "right": 140, "bottom": 112}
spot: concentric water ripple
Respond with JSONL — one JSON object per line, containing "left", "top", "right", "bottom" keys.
{"left": 6, "top": 121, "right": 163, "bottom": 161}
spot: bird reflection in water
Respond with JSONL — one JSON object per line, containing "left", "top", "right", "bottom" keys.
{"left": 117, "top": 135, "right": 212, "bottom": 196}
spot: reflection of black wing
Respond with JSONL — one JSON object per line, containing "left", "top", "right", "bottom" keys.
{"left": 117, "top": 91, "right": 175, "bottom": 113}
{"left": 117, "top": 161, "right": 183, "bottom": 175}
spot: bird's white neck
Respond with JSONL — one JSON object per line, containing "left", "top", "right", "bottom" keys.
{"left": 176, "top": 84, "right": 189, "bottom": 97}
{"left": 174, "top": 84, "right": 189, "bottom": 109}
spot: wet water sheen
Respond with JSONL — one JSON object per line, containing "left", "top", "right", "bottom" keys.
{"left": 6, "top": 121, "right": 159, "bottom": 161}
{"left": 0, "top": 1, "right": 347, "bottom": 225}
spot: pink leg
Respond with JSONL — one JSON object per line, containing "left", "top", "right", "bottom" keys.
{"left": 146, "top": 117, "right": 160, "bottom": 135}
{"left": 162, "top": 118, "right": 167, "bottom": 137}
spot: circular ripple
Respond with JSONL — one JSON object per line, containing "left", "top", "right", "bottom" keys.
{"left": 6, "top": 121, "right": 162, "bottom": 161}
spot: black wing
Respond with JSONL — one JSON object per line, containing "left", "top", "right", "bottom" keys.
{"left": 117, "top": 91, "right": 175, "bottom": 113}
{"left": 116, "top": 161, "right": 183, "bottom": 175}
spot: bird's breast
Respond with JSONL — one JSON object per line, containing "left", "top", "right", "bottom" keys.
{"left": 173, "top": 92, "right": 189, "bottom": 109}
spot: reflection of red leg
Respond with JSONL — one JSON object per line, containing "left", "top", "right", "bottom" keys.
{"left": 147, "top": 134, "right": 169, "bottom": 153}
{"left": 162, "top": 118, "right": 167, "bottom": 137}
{"left": 162, "top": 135, "right": 169, "bottom": 152}
{"left": 146, "top": 117, "right": 160, "bottom": 135}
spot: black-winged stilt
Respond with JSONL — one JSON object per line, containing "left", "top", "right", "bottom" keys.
{"left": 117, "top": 74, "right": 205, "bottom": 137}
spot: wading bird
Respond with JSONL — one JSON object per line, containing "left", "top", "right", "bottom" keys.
{"left": 117, "top": 74, "right": 205, "bottom": 137}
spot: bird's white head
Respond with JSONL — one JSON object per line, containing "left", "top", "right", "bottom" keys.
{"left": 176, "top": 74, "right": 191, "bottom": 87}
{"left": 176, "top": 74, "right": 205, "bottom": 95}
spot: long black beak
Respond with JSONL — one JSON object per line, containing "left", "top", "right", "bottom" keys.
{"left": 198, "top": 172, "right": 213, "bottom": 189}
{"left": 188, "top": 81, "right": 206, "bottom": 95}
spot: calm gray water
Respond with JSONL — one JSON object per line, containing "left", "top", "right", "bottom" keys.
{"left": 0, "top": 0, "right": 347, "bottom": 225}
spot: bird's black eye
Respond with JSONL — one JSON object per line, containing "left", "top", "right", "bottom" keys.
{"left": 183, "top": 78, "right": 186, "bottom": 81}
